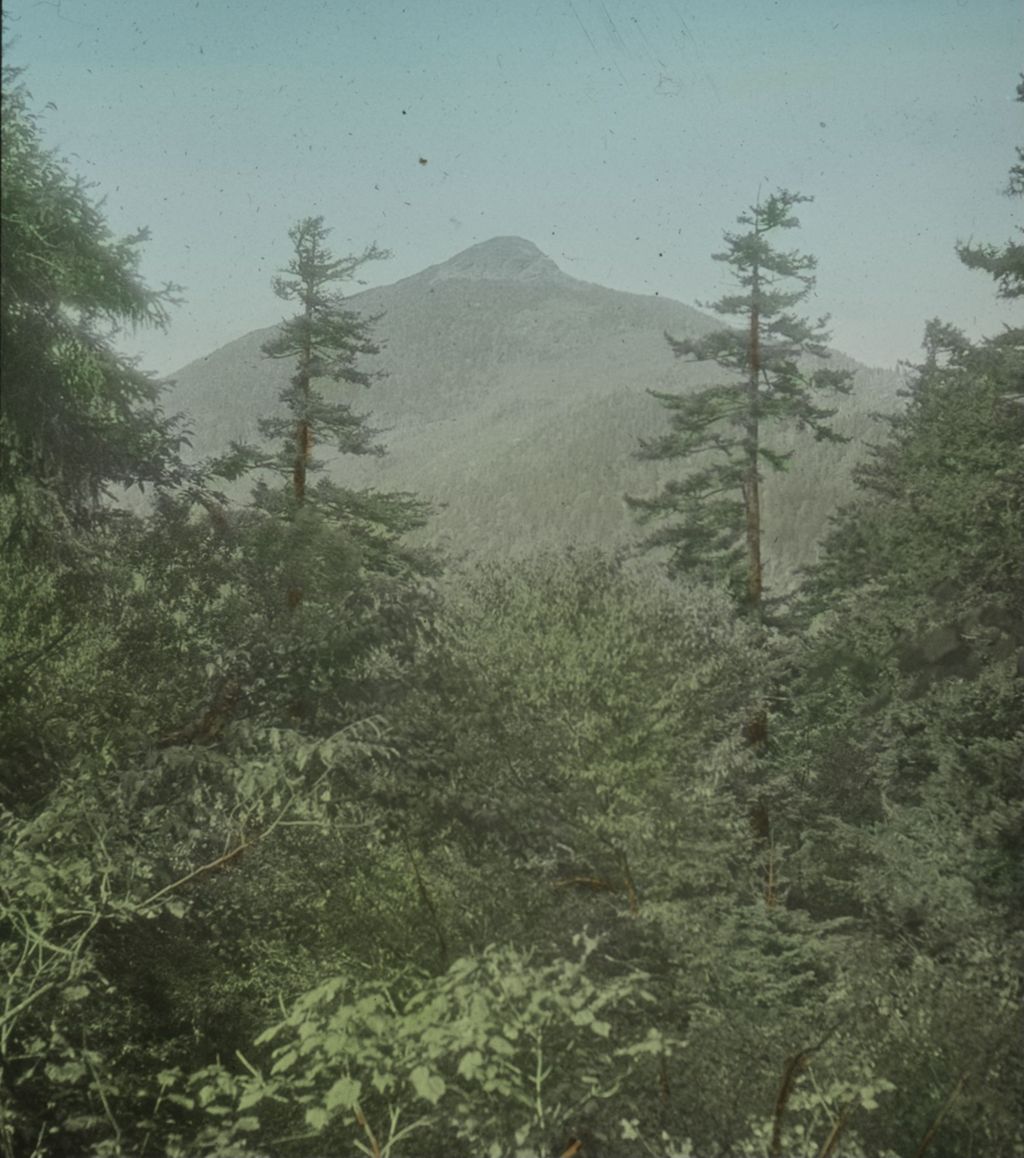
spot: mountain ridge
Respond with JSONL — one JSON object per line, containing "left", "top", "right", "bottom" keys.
{"left": 163, "top": 237, "right": 902, "bottom": 581}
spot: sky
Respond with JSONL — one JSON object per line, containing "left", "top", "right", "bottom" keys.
{"left": 5, "top": 0, "right": 1022, "bottom": 374}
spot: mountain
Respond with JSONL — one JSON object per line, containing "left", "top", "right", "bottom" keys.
{"left": 163, "top": 236, "right": 903, "bottom": 583}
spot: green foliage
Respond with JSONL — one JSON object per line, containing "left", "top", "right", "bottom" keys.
{"left": 392, "top": 552, "right": 769, "bottom": 950}
{"left": 0, "top": 66, "right": 188, "bottom": 518}
{"left": 0, "top": 707, "right": 406, "bottom": 1155}
{"left": 801, "top": 320, "right": 1023, "bottom": 638}
{"left": 215, "top": 216, "right": 391, "bottom": 496}
{"left": 208, "top": 215, "right": 434, "bottom": 624}
{"left": 629, "top": 189, "right": 852, "bottom": 606}
{"left": 763, "top": 324, "right": 1024, "bottom": 1156}
{"left": 956, "top": 76, "right": 1023, "bottom": 299}
{"left": 162, "top": 940, "right": 666, "bottom": 1157}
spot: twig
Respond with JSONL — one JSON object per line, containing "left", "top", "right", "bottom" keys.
{"left": 355, "top": 1105, "right": 382, "bottom": 1158}
{"left": 913, "top": 1071, "right": 969, "bottom": 1158}
{"left": 0, "top": 981, "right": 56, "bottom": 1031}
{"left": 771, "top": 1050, "right": 810, "bottom": 1158}
{"left": 402, "top": 830, "right": 449, "bottom": 971}
{"left": 83, "top": 1044, "right": 122, "bottom": 1149}
{"left": 815, "top": 1097, "right": 855, "bottom": 1158}
{"left": 0, "top": 625, "right": 78, "bottom": 674}
{"left": 616, "top": 850, "right": 640, "bottom": 914}
{"left": 770, "top": 1027, "right": 839, "bottom": 1158}
{"left": 140, "top": 841, "right": 252, "bottom": 909}
{"left": 141, "top": 791, "right": 298, "bottom": 910}
{"left": 551, "top": 876, "right": 618, "bottom": 892}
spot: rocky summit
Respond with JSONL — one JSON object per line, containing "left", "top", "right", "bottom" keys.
{"left": 415, "top": 236, "right": 570, "bottom": 284}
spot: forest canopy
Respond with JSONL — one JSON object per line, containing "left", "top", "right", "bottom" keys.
{"left": 1, "top": 57, "right": 1022, "bottom": 1158}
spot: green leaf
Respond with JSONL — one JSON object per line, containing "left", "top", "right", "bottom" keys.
{"left": 44, "top": 1060, "right": 87, "bottom": 1084}
{"left": 457, "top": 1049, "right": 484, "bottom": 1080}
{"left": 325, "top": 1075, "right": 362, "bottom": 1111}
{"left": 371, "top": 1069, "right": 395, "bottom": 1094}
{"left": 305, "top": 1105, "right": 329, "bottom": 1130}
{"left": 271, "top": 1048, "right": 298, "bottom": 1075}
{"left": 196, "top": 1084, "right": 217, "bottom": 1108}
{"left": 410, "top": 1065, "right": 446, "bottom": 1105}
{"left": 237, "top": 1086, "right": 266, "bottom": 1111}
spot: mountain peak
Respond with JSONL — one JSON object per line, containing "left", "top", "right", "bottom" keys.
{"left": 421, "top": 236, "right": 567, "bottom": 284}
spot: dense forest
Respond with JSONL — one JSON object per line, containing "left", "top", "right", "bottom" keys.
{"left": 1, "top": 54, "right": 1022, "bottom": 1158}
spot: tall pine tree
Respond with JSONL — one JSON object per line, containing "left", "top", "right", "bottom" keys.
{"left": 215, "top": 217, "right": 429, "bottom": 615}
{"left": 629, "top": 190, "right": 852, "bottom": 615}
{"left": 259, "top": 216, "right": 389, "bottom": 504}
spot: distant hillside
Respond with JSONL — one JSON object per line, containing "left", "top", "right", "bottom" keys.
{"left": 164, "top": 236, "right": 903, "bottom": 585}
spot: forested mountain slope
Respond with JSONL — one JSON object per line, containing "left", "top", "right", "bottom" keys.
{"left": 165, "top": 236, "right": 901, "bottom": 578}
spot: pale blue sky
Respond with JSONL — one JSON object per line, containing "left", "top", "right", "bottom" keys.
{"left": 5, "top": 0, "right": 1021, "bottom": 372}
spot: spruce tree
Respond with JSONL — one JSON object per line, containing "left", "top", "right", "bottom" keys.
{"left": 629, "top": 189, "right": 852, "bottom": 615}
{"left": 955, "top": 76, "right": 1023, "bottom": 300}
{"left": 0, "top": 65, "right": 186, "bottom": 520}
{"left": 213, "top": 217, "right": 430, "bottom": 618}
{"left": 259, "top": 215, "right": 389, "bottom": 503}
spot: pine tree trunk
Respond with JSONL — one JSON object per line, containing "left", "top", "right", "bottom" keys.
{"left": 288, "top": 301, "right": 313, "bottom": 611}
{"left": 293, "top": 317, "right": 311, "bottom": 506}
{"left": 745, "top": 263, "right": 764, "bottom": 614}
{"left": 744, "top": 259, "right": 768, "bottom": 771}
{"left": 292, "top": 416, "right": 310, "bottom": 504}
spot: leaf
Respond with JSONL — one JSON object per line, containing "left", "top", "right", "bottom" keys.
{"left": 410, "top": 1065, "right": 446, "bottom": 1105}
{"left": 457, "top": 1049, "right": 484, "bottom": 1080}
{"left": 237, "top": 1086, "right": 266, "bottom": 1111}
{"left": 325, "top": 1075, "right": 362, "bottom": 1111}
{"left": 371, "top": 1069, "right": 395, "bottom": 1094}
{"left": 196, "top": 1084, "right": 218, "bottom": 1108}
{"left": 305, "top": 1105, "right": 329, "bottom": 1130}
{"left": 271, "top": 1048, "right": 298, "bottom": 1075}
{"left": 44, "top": 1060, "right": 87, "bottom": 1084}
{"left": 620, "top": 1118, "right": 640, "bottom": 1140}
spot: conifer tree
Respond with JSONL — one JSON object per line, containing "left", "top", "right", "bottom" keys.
{"left": 629, "top": 190, "right": 852, "bottom": 614}
{"left": 259, "top": 216, "right": 390, "bottom": 503}
{"left": 214, "top": 217, "right": 429, "bottom": 616}
{"left": 0, "top": 65, "right": 186, "bottom": 520}
{"left": 955, "top": 76, "right": 1023, "bottom": 300}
